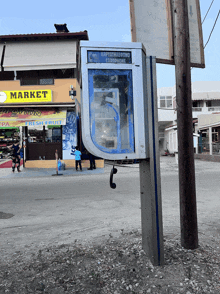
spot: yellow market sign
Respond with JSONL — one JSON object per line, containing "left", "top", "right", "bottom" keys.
{"left": 0, "top": 90, "right": 52, "bottom": 104}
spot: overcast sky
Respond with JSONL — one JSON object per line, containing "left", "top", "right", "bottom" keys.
{"left": 0, "top": 0, "right": 219, "bottom": 88}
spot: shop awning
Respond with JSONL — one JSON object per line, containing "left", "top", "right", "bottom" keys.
{"left": 198, "top": 113, "right": 220, "bottom": 130}
{"left": 0, "top": 108, "right": 67, "bottom": 127}
{"left": 193, "top": 92, "right": 220, "bottom": 100}
{"left": 3, "top": 40, "right": 77, "bottom": 71}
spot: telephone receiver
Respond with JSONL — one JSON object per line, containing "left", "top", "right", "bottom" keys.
{"left": 110, "top": 166, "right": 118, "bottom": 189}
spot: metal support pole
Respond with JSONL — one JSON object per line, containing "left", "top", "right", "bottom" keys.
{"left": 209, "top": 127, "right": 212, "bottom": 155}
{"left": 139, "top": 56, "right": 164, "bottom": 266}
{"left": 173, "top": 0, "right": 198, "bottom": 249}
{"left": 22, "top": 126, "right": 28, "bottom": 168}
{"left": 55, "top": 149, "right": 58, "bottom": 175}
{"left": 52, "top": 149, "right": 63, "bottom": 176}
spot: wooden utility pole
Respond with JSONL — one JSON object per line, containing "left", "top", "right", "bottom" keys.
{"left": 173, "top": 0, "right": 198, "bottom": 249}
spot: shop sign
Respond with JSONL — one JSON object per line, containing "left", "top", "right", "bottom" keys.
{"left": 88, "top": 51, "right": 132, "bottom": 64}
{"left": 0, "top": 90, "right": 52, "bottom": 104}
{"left": 0, "top": 108, "right": 66, "bottom": 127}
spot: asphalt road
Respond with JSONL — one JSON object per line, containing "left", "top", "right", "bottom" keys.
{"left": 1, "top": 157, "right": 220, "bottom": 260}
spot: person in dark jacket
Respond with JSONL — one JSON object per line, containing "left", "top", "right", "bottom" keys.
{"left": 8, "top": 140, "right": 21, "bottom": 172}
{"left": 88, "top": 153, "right": 96, "bottom": 170}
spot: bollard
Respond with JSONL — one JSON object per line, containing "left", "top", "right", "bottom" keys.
{"left": 52, "top": 149, "right": 63, "bottom": 176}
{"left": 55, "top": 149, "right": 58, "bottom": 175}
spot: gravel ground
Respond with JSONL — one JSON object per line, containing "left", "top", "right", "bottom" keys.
{"left": 1, "top": 158, "right": 220, "bottom": 293}
{"left": 0, "top": 230, "right": 219, "bottom": 294}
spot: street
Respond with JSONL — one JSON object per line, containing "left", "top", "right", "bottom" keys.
{"left": 1, "top": 157, "right": 220, "bottom": 261}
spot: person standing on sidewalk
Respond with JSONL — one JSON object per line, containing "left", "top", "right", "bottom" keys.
{"left": 88, "top": 152, "right": 96, "bottom": 170}
{"left": 8, "top": 139, "right": 21, "bottom": 172}
{"left": 73, "top": 146, "right": 82, "bottom": 172}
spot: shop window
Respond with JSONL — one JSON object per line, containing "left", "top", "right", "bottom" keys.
{"left": 28, "top": 126, "right": 61, "bottom": 143}
{"left": 212, "top": 128, "right": 218, "bottom": 142}
{"left": 21, "top": 78, "right": 54, "bottom": 86}
{"left": 18, "top": 68, "right": 76, "bottom": 86}
{"left": 210, "top": 100, "right": 220, "bottom": 107}
{"left": 28, "top": 126, "right": 44, "bottom": 143}
{"left": 0, "top": 71, "right": 14, "bottom": 81}
{"left": 193, "top": 101, "right": 197, "bottom": 107}
{"left": 45, "top": 127, "right": 61, "bottom": 143}
{"left": 0, "top": 128, "right": 20, "bottom": 158}
{"left": 0, "top": 128, "right": 20, "bottom": 143}
{"left": 193, "top": 101, "right": 203, "bottom": 107}
{"left": 160, "top": 96, "right": 172, "bottom": 108}
{"left": 40, "top": 78, "right": 54, "bottom": 85}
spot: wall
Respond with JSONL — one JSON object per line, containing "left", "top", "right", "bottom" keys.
{"left": 24, "top": 159, "right": 104, "bottom": 169}
{"left": 164, "top": 128, "right": 178, "bottom": 153}
{"left": 192, "top": 81, "right": 220, "bottom": 93}
{"left": 157, "top": 86, "right": 176, "bottom": 122}
{"left": 0, "top": 78, "right": 80, "bottom": 104}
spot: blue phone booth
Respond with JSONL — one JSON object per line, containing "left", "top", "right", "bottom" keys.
{"left": 80, "top": 41, "right": 155, "bottom": 160}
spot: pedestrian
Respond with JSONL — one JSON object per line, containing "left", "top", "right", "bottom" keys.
{"left": 8, "top": 139, "right": 21, "bottom": 173}
{"left": 73, "top": 146, "right": 82, "bottom": 171}
{"left": 88, "top": 152, "right": 96, "bottom": 170}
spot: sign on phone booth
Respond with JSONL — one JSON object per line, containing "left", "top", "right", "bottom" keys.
{"left": 80, "top": 41, "right": 152, "bottom": 160}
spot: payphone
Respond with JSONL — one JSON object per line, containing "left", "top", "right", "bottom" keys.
{"left": 80, "top": 42, "right": 164, "bottom": 266}
{"left": 80, "top": 41, "right": 152, "bottom": 160}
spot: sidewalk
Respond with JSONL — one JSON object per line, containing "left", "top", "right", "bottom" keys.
{"left": 1, "top": 156, "right": 219, "bottom": 179}
{"left": 0, "top": 165, "right": 104, "bottom": 178}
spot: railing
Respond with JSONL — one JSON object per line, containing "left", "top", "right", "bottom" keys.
{"left": 191, "top": 107, "right": 220, "bottom": 112}
{"left": 212, "top": 143, "right": 220, "bottom": 154}
{"left": 192, "top": 107, "right": 202, "bottom": 112}
{"left": 198, "top": 142, "right": 210, "bottom": 154}
{"left": 208, "top": 107, "right": 220, "bottom": 112}
{"left": 198, "top": 142, "right": 220, "bottom": 155}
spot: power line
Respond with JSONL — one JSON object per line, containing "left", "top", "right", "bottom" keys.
{"left": 204, "top": 9, "right": 220, "bottom": 49}
{"left": 202, "top": 0, "right": 215, "bottom": 24}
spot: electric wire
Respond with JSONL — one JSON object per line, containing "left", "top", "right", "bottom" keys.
{"left": 204, "top": 9, "right": 220, "bottom": 49}
{"left": 202, "top": 0, "right": 215, "bottom": 24}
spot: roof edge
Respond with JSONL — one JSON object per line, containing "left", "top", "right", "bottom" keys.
{"left": 0, "top": 31, "right": 89, "bottom": 42}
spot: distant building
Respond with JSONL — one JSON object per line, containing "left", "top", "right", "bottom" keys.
{"left": 158, "top": 81, "right": 220, "bottom": 155}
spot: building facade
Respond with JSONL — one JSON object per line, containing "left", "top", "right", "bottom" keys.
{"left": 0, "top": 25, "right": 89, "bottom": 167}
{"left": 158, "top": 81, "right": 220, "bottom": 155}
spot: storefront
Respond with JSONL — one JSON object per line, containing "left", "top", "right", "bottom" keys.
{"left": 0, "top": 79, "right": 82, "bottom": 163}
{"left": 0, "top": 105, "right": 78, "bottom": 162}
{"left": 0, "top": 27, "right": 90, "bottom": 167}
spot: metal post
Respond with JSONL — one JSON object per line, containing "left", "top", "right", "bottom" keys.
{"left": 173, "top": 0, "right": 198, "bottom": 249}
{"left": 209, "top": 127, "right": 212, "bottom": 155}
{"left": 22, "top": 126, "right": 28, "bottom": 168}
{"left": 52, "top": 149, "right": 63, "bottom": 176}
{"left": 55, "top": 149, "right": 58, "bottom": 175}
{"left": 139, "top": 56, "right": 164, "bottom": 266}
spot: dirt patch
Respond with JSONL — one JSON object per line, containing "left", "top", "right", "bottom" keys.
{"left": 0, "top": 231, "right": 219, "bottom": 293}
{"left": 0, "top": 212, "right": 14, "bottom": 219}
